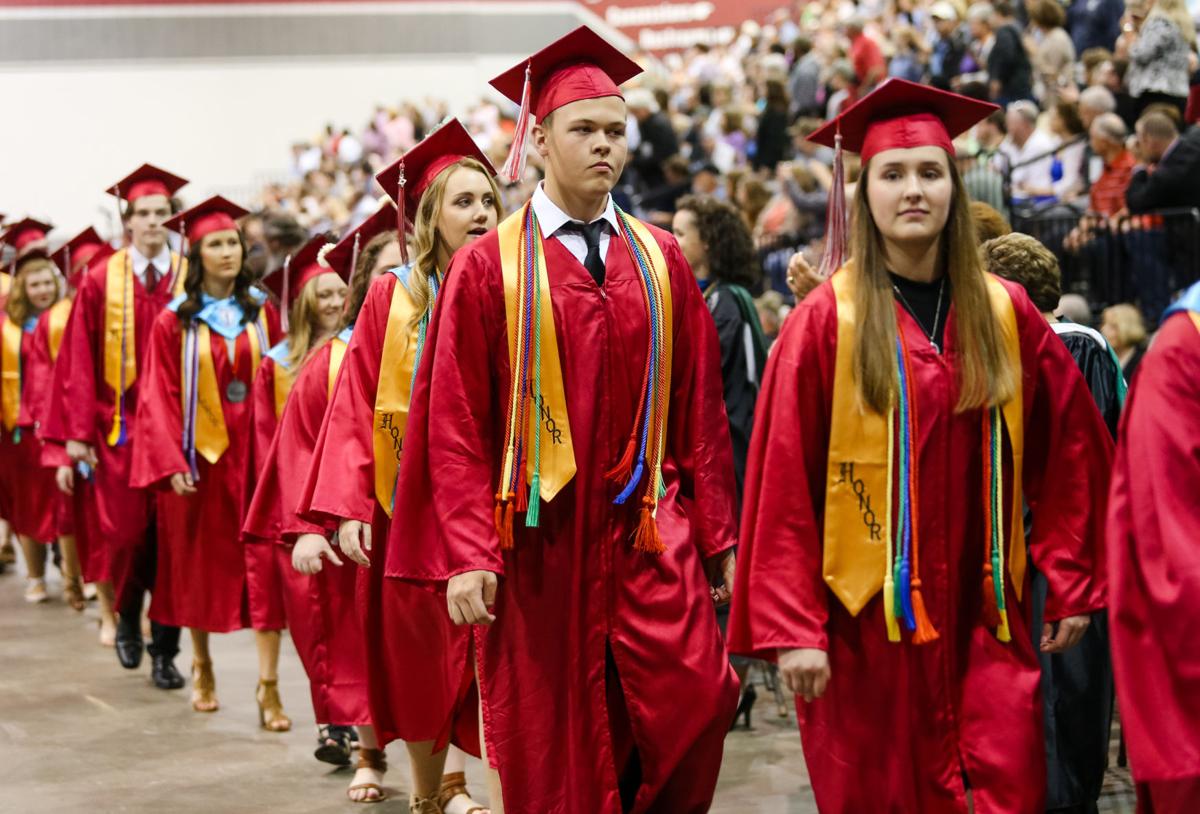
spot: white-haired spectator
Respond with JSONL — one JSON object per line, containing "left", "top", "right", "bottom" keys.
{"left": 1002, "top": 100, "right": 1058, "bottom": 202}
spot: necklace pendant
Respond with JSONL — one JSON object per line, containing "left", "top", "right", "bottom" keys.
{"left": 931, "top": 340, "right": 940, "bottom": 353}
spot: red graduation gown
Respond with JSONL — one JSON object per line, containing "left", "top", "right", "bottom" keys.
{"left": 131, "top": 305, "right": 278, "bottom": 633}
{"left": 1108, "top": 311, "right": 1200, "bottom": 795}
{"left": 301, "top": 272, "right": 478, "bottom": 751}
{"left": 40, "top": 256, "right": 179, "bottom": 607}
{"left": 386, "top": 226, "right": 740, "bottom": 813}
{"left": 245, "top": 340, "right": 370, "bottom": 726}
{"left": 242, "top": 356, "right": 287, "bottom": 632}
{"left": 727, "top": 278, "right": 1113, "bottom": 814}
{"left": 0, "top": 315, "right": 58, "bottom": 542}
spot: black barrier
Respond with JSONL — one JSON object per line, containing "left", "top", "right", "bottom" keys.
{"left": 1010, "top": 207, "right": 1200, "bottom": 326}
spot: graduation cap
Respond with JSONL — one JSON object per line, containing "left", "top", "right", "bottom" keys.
{"left": 489, "top": 25, "right": 643, "bottom": 182}
{"left": 263, "top": 232, "right": 335, "bottom": 332}
{"left": 323, "top": 200, "right": 398, "bottom": 293}
{"left": 1, "top": 217, "right": 54, "bottom": 257}
{"left": 51, "top": 227, "right": 112, "bottom": 281}
{"left": 375, "top": 118, "right": 495, "bottom": 265}
{"left": 108, "top": 163, "right": 189, "bottom": 204}
{"left": 164, "top": 196, "right": 248, "bottom": 247}
{"left": 806, "top": 78, "right": 998, "bottom": 276}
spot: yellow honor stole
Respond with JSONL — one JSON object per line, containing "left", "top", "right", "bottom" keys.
{"left": 47, "top": 299, "right": 73, "bottom": 362}
{"left": 824, "top": 269, "right": 1024, "bottom": 644}
{"left": 372, "top": 267, "right": 435, "bottom": 516}
{"left": 103, "top": 249, "right": 187, "bottom": 446}
{"left": 264, "top": 340, "right": 297, "bottom": 420}
{"left": 180, "top": 308, "right": 268, "bottom": 478}
{"left": 494, "top": 203, "right": 673, "bottom": 553}
{"left": 328, "top": 328, "right": 350, "bottom": 400}
{"left": 1, "top": 318, "right": 23, "bottom": 432}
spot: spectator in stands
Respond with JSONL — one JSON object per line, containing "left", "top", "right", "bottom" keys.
{"left": 930, "top": 2, "right": 969, "bottom": 90}
{"left": 1118, "top": 0, "right": 1195, "bottom": 120}
{"left": 1002, "top": 100, "right": 1058, "bottom": 203}
{"left": 692, "top": 163, "right": 724, "bottom": 200}
{"left": 755, "top": 290, "right": 786, "bottom": 344}
{"left": 888, "top": 26, "right": 929, "bottom": 84}
{"left": 981, "top": 1, "right": 1036, "bottom": 104}
{"left": 1029, "top": 0, "right": 1077, "bottom": 106}
{"left": 753, "top": 79, "right": 791, "bottom": 172}
{"left": 970, "top": 201, "right": 1013, "bottom": 242}
{"left": 845, "top": 17, "right": 887, "bottom": 100}
{"left": 1087, "top": 113, "right": 1137, "bottom": 216}
{"left": 1079, "top": 85, "right": 1119, "bottom": 128}
{"left": 1101, "top": 303, "right": 1150, "bottom": 380}
{"left": 262, "top": 212, "right": 307, "bottom": 280}
{"left": 641, "top": 155, "right": 693, "bottom": 227}
{"left": 961, "top": 109, "right": 1010, "bottom": 215}
{"left": 1059, "top": 293, "right": 1095, "bottom": 324}
{"left": 1017, "top": 100, "right": 1088, "bottom": 202}
{"left": 627, "top": 89, "right": 680, "bottom": 193}
{"left": 1068, "top": 0, "right": 1125, "bottom": 54}
{"left": 789, "top": 34, "right": 824, "bottom": 118}
{"left": 1126, "top": 109, "right": 1200, "bottom": 212}
{"left": 826, "top": 60, "right": 858, "bottom": 119}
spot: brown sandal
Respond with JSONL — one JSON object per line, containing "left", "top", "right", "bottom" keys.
{"left": 191, "top": 660, "right": 219, "bottom": 713}
{"left": 438, "top": 772, "right": 488, "bottom": 814}
{"left": 348, "top": 747, "right": 388, "bottom": 804}
{"left": 410, "top": 796, "right": 442, "bottom": 814}
{"left": 255, "top": 679, "right": 291, "bottom": 732}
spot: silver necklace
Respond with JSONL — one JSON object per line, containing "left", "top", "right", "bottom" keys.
{"left": 892, "top": 275, "right": 947, "bottom": 352}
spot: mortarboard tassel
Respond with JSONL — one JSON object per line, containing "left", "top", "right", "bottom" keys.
{"left": 112, "top": 184, "right": 129, "bottom": 248}
{"left": 501, "top": 62, "right": 533, "bottom": 184}
{"left": 396, "top": 161, "right": 410, "bottom": 266}
{"left": 818, "top": 131, "right": 847, "bottom": 278}
{"left": 343, "top": 233, "right": 362, "bottom": 318}
{"left": 170, "top": 220, "right": 187, "bottom": 295}
{"left": 280, "top": 254, "right": 292, "bottom": 334}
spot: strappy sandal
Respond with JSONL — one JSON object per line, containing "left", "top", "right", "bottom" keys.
{"left": 314, "top": 724, "right": 354, "bottom": 766}
{"left": 438, "top": 772, "right": 488, "bottom": 814}
{"left": 191, "top": 660, "right": 219, "bottom": 713}
{"left": 347, "top": 747, "right": 388, "bottom": 804}
{"left": 256, "top": 679, "right": 291, "bottom": 732}
{"left": 63, "top": 576, "right": 86, "bottom": 612}
{"left": 409, "top": 795, "right": 442, "bottom": 814}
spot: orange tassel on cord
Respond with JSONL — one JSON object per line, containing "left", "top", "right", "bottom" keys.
{"left": 910, "top": 578, "right": 940, "bottom": 644}
{"left": 981, "top": 564, "right": 1002, "bottom": 629}
{"left": 633, "top": 498, "right": 665, "bottom": 554}
{"left": 495, "top": 492, "right": 515, "bottom": 551}
{"left": 903, "top": 342, "right": 939, "bottom": 644}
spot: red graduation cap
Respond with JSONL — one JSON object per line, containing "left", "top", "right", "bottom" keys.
{"left": 51, "top": 227, "right": 112, "bottom": 280}
{"left": 1, "top": 217, "right": 54, "bottom": 256}
{"left": 164, "top": 196, "right": 249, "bottom": 246}
{"left": 808, "top": 78, "right": 998, "bottom": 163}
{"left": 375, "top": 118, "right": 495, "bottom": 265}
{"left": 263, "top": 233, "right": 335, "bottom": 331}
{"left": 323, "top": 200, "right": 398, "bottom": 287}
{"left": 489, "top": 25, "right": 642, "bottom": 182}
{"left": 108, "top": 163, "right": 189, "bottom": 204}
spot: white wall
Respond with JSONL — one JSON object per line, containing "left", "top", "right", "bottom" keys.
{"left": 3, "top": 53, "right": 520, "bottom": 240}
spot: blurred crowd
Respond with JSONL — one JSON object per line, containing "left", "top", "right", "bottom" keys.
{"left": 248, "top": 0, "right": 1200, "bottom": 341}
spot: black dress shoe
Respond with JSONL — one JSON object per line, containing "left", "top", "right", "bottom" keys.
{"left": 151, "top": 655, "right": 184, "bottom": 690}
{"left": 114, "top": 616, "right": 144, "bottom": 670}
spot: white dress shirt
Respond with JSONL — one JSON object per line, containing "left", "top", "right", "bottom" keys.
{"left": 531, "top": 182, "right": 620, "bottom": 267}
{"left": 128, "top": 243, "right": 173, "bottom": 286}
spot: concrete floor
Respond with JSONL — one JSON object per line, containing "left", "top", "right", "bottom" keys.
{"left": 0, "top": 567, "right": 1136, "bottom": 813}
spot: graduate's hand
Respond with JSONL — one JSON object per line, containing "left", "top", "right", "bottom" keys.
{"left": 337, "top": 520, "right": 372, "bottom": 567}
{"left": 292, "top": 533, "right": 343, "bottom": 575}
{"left": 787, "top": 251, "right": 824, "bottom": 300}
{"left": 778, "top": 647, "right": 831, "bottom": 703}
{"left": 446, "top": 570, "right": 498, "bottom": 626}
{"left": 705, "top": 550, "right": 737, "bottom": 606}
{"left": 66, "top": 440, "right": 97, "bottom": 469}
{"left": 169, "top": 472, "right": 197, "bottom": 496}
{"left": 55, "top": 466, "right": 75, "bottom": 496}
{"left": 1041, "top": 615, "right": 1090, "bottom": 653}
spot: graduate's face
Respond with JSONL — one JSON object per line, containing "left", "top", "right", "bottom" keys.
{"left": 865, "top": 146, "right": 954, "bottom": 247}
{"left": 436, "top": 167, "right": 499, "bottom": 255}
{"left": 24, "top": 267, "right": 58, "bottom": 312}
{"left": 199, "top": 229, "right": 244, "bottom": 286}
{"left": 311, "top": 271, "right": 348, "bottom": 334}
{"left": 370, "top": 240, "right": 403, "bottom": 280}
{"left": 671, "top": 209, "right": 708, "bottom": 276}
{"left": 535, "top": 96, "right": 629, "bottom": 198}
{"left": 126, "top": 194, "right": 172, "bottom": 256}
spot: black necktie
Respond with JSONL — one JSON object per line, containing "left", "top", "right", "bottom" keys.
{"left": 562, "top": 221, "right": 607, "bottom": 286}
{"left": 145, "top": 263, "right": 160, "bottom": 292}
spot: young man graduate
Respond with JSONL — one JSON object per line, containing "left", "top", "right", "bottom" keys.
{"left": 1108, "top": 280, "right": 1200, "bottom": 814}
{"left": 384, "top": 26, "right": 740, "bottom": 813}
{"left": 41, "top": 164, "right": 189, "bottom": 689}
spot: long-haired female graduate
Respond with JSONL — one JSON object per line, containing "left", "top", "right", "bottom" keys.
{"left": 237, "top": 232, "right": 350, "bottom": 735}
{"left": 300, "top": 119, "right": 501, "bottom": 812}
{"left": 727, "top": 79, "right": 1114, "bottom": 814}
{"left": 0, "top": 218, "right": 68, "bottom": 604}
{"left": 30, "top": 229, "right": 116, "bottom": 631}
{"left": 244, "top": 205, "right": 403, "bottom": 804}
{"left": 130, "top": 196, "right": 281, "bottom": 717}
